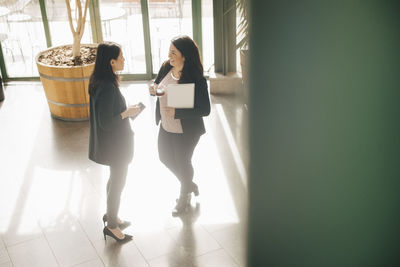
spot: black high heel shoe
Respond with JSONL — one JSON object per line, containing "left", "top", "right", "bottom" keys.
{"left": 102, "top": 214, "right": 131, "bottom": 230}
{"left": 172, "top": 193, "right": 191, "bottom": 217}
{"left": 191, "top": 183, "right": 199, "bottom": 196}
{"left": 176, "top": 183, "right": 199, "bottom": 203}
{"left": 176, "top": 182, "right": 200, "bottom": 203}
{"left": 103, "top": 227, "right": 132, "bottom": 242}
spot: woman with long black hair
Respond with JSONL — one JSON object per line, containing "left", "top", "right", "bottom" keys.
{"left": 149, "top": 35, "right": 211, "bottom": 216}
{"left": 88, "top": 42, "right": 141, "bottom": 242}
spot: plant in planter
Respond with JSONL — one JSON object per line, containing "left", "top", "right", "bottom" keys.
{"left": 36, "top": 0, "right": 97, "bottom": 121}
{"left": 236, "top": 0, "right": 249, "bottom": 104}
{"left": 236, "top": 0, "right": 249, "bottom": 52}
{"left": 66, "top": 0, "right": 91, "bottom": 65}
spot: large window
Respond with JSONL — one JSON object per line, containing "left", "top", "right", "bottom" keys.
{"left": 0, "top": 0, "right": 47, "bottom": 77}
{"left": 201, "top": 0, "right": 213, "bottom": 73}
{"left": 0, "top": 0, "right": 217, "bottom": 80}
{"left": 99, "top": 0, "right": 147, "bottom": 74}
{"left": 45, "top": 0, "right": 92, "bottom": 47}
{"left": 148, "top": 0, "right": 192, "bottom": 74}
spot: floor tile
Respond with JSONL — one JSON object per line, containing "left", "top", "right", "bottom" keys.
{"left": 196, "top": 249, "right": 239, "bottom": 267}
{"left": 0, "top": 238, "right": 4, "bottom": 250}
{"left": 0, "top": 180, "right": 30, "bottom": 221}
{"left": 167, "top": 223, "right": 221, "bottom": 257}
{"left": 210, "top": 224, "right": 246, "bottom": 267}
{"left": 7, "top": 237, "right": 58, "bottom": 267}
{"left": 42, "top": 220, "right": 98, "bottom": 266}
{"left": 93, "top": 239, "right": 149, "bottom": 267}
{"left": 76, "top": 194, "right": 107, "bottom": 243}
{"left": 0, "top": 212, "right": 43, "bottom": 247}
{"left": 147, "top": 252, "right": 196, "bottom": 267}
{"left": 0, "top": 248, "right": 12, "bottom": 267}
{"left": 132, "top": 230, "right": 176, "bottom": 260}
{"left": 73, "top": 258, "right": 105, "bottom": 267}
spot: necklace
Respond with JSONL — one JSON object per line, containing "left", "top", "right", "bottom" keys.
{"left": 171, "top": 68, "right": 181, "bottom": 79}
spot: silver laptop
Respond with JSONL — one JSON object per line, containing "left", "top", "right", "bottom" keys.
{"left": 167, "top": 83, "right": 195, "bottom": 108}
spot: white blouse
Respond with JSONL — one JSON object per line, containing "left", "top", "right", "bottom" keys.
{"left": 158, "top": 70, "right": 183, "bottom": 133}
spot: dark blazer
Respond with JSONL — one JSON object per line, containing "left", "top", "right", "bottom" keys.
{"left": 89, "top": 81, "right": 133, "bottom": 166}
{"left": 154, "top": 63, "right": 211, "bottom": 137}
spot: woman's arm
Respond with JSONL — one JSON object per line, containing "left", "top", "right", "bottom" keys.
{"left": 97, "top": 84, "right": 124, "bottom": 131}
{"left": 174, "top": 77, "right": 211, "bottom": 119}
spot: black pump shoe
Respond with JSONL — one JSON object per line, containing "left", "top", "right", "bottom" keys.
{"left": 172, "top": 194, "right": 191, "bottom": 217}
{"left": 191, "top": 183, "right": 199, "bottom": 196}
{"left": 103, "top": 227, "right": 132, "bottom": 242}
{"left": 176, "top": 183, "right": 199, "bottom": 203}
{"left": 102, "top": 214, "right": 131, "bottom": 230}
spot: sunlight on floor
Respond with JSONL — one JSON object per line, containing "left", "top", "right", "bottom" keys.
{"left": 0, "top": 82, "right": 247, "bottom": 266}
{"left": 214, "top": 104, "right": 248, "bottom": 187}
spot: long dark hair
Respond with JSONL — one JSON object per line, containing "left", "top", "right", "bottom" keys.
{"left": 168, "top": 35, "right": 204, "bottom": 83}
{"left": 89, "top": 42, "right": 121, "bottom": 95}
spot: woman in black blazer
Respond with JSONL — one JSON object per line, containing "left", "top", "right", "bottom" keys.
{"left": 88, "top": 42, "right": 141, "bottom": 242}
{"left": 149, "top": 36, "right": 211, "bottom": 216}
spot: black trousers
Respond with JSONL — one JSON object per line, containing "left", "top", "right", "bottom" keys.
{"left": 158, "top": 125, "right": 200, "bottom": 195}
{"left": 106, "top": 163, "right": 128, "bottom": 228}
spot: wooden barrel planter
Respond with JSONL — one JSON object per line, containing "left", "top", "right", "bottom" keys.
{"left": 36, "top": 44, "right": 97, "bottom": 121}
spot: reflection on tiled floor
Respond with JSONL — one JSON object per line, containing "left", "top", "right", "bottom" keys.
{"left": 0, "top": 81, "right": 248, "bottom": 267}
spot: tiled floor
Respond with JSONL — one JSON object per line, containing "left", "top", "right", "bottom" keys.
{"left": 0, "top": 81, "right": 248, "bottom": 267}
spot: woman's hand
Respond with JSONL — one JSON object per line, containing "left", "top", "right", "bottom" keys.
{"left": 122, "top": 105, "right": 142, "bottom": 119}
{"left": 149, "top": 83, "right": 157, "bottom": 96}
{"left": 163, "top": 107, "right": 175, "bottom": 118}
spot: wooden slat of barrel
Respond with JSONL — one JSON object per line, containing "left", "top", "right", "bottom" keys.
{"left": 36, "top": 44, "right": 97, "bottom": 121}
{"left": 37, "top": 63, "right": 94, "bottom": 121}
{"left": 40, "top": 76, "right": 87, "bottom": 104}
{"left": 47, "top": 102, "right": 89, "bottom": 121}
